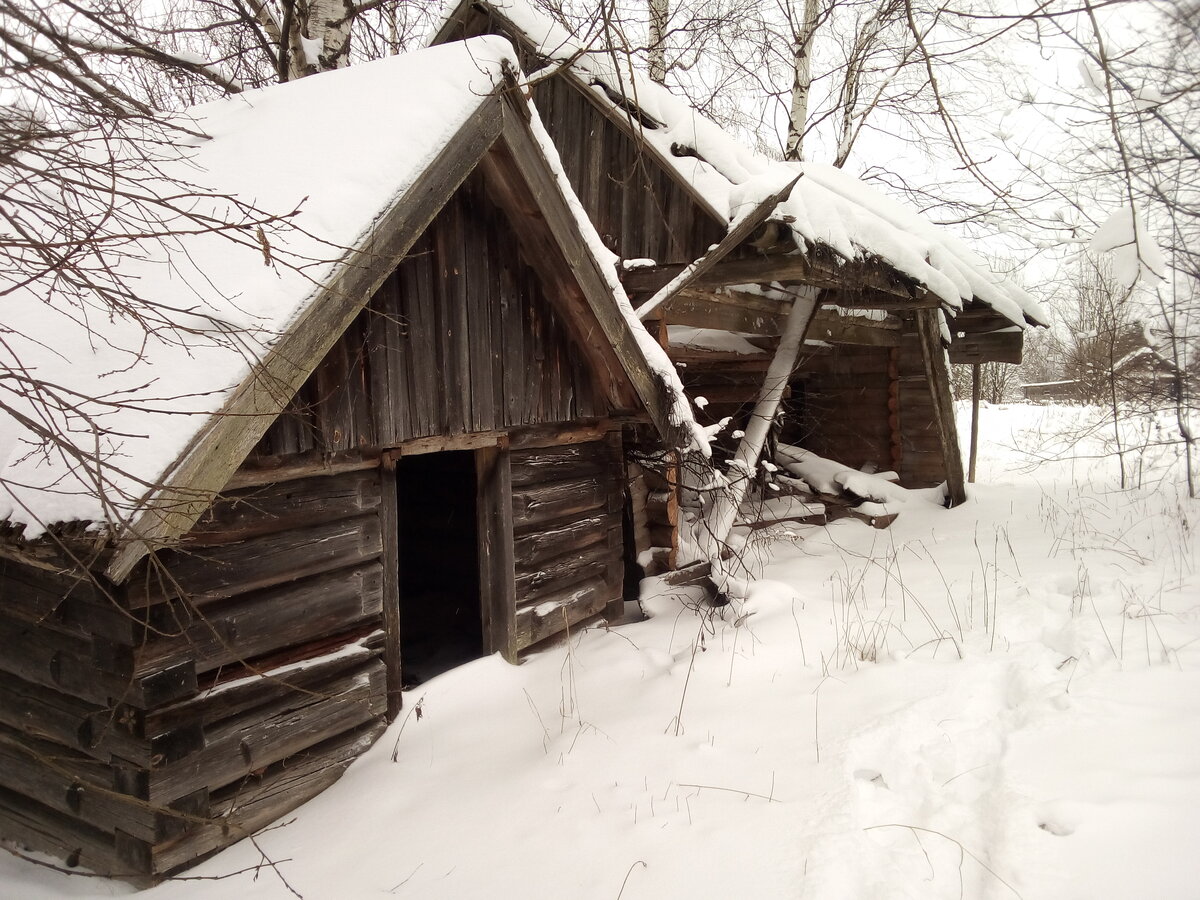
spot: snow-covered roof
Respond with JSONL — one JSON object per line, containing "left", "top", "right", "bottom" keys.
{"left": 436, "top": 0, "right": 1049, "bottom": 328}
{"left": 0, "top": 35, "right": 696, "bottom": 546}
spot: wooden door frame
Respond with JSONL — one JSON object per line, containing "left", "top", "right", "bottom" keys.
{"left": 379, "top": 435, "right": 517, "bottom": 720}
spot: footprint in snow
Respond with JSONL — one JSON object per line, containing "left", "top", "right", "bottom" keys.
{"left": 1036, "top": 802, "right": 1080, "bottom": 836}
{"left": 854, "top": 769, "right": 889, "bottom": 789}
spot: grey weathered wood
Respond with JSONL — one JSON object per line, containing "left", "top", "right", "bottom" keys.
{"left": 807, "top": 308, "right": 903, "bottom": 347}
{"left": 476, "top": 445, "right": 517, "bottom": 663}
{"left": 223, "top": 452, "right": 380, "bottom": 491}
{"left": 126, "top": 514, "right": 382, "bottom": 609}
{"left": 969, "top": 363, "right": 981, "bottom": 484}
{"left": 515, "top": 575, "right": 612, "bottom": 649}
{"left": 378, "top": 460, "right": 402, "bottom": 720}
{"left": 0, "top": 783, "right": 126, "bottom": 877}
{"left": 145, "top": 660, "right": 385, "bottom": 806}
{"left": 516, "top": 540, "right": 612, "bottom": 603}
{"left": 511, "top": 477, "right": 608, "bottom": 531}
{"left": 131, "top": 562, "right": 383, "bottom": 678}
{"left": 482, "top": 96, "right": 683, "bottom": 444}
{"left": 143, "top": 635, "right": 378, "bottom": 738}
{"left": 513, "top": 514, "right": 610, "bottom": 570}
{"left": 188, "top": 470, "right": 380, "bottom": 547}
{"left": 149, "top": 720, "right": 385, "bottom": 875}
{"left": 624, "top": 256, "right": 925, "bottom": 301}
{"left": 947, "top": 329, "right": 1023, "bottom": 364}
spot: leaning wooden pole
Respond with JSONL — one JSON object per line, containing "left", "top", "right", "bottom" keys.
{"left": 914, "top": 308, "right": 968, "bottom": 505}
{"left": 968, "top": 363, "right": 981, "bottom": 483}
{"left": 699, "top": 287, "right": 819, "bottom": 561}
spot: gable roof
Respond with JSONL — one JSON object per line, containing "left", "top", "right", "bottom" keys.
{"left": 0, "top": 36, "right": 698, "bottom": 581}
{"left": 433, "top": 0, "right": 1050, "bottom": 330}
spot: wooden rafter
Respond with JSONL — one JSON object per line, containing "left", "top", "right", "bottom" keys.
{"left": 636, "top": 174, "right": 801, "bottom": 321}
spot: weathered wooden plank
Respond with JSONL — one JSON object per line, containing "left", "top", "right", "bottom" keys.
{"left": 483, "top": 109, "right": 660, "bottom": 419}
{"left": 397, "top": 431, "right": 504, "bottom": 457}
{"left": 0, "top": 724, "right": 169, "bottom": 844}
{"left": 499, "top": 249, "right": 525, "bottom": 427}
{"left": 224, "top": 451, "right": 380, "bottom": 491}
{"left": 515, "top": 575, "right": 614, "bottom": 650}
{"left": 0, "top": 784, "right": 125, "bottom": 877}
{"left": 624, "top": 255, "right": 926, "bottom": 300}
{"left": 378, "top": 461, "right": 401, "bottom": 721}
{"left": 947, "top": 329, "right": 1024, "bottom": 365}
{"left": 636, "top": 174, "right": 801, "bottom": 321}
{"left": 368, "top": 272, "right": 408, "bottom": 446}
{"left": 508, "top": 420, "right": 608, "bottom": 450}
{"left": 0, "top": 612, "right": 159, "bottom": 708}
{"left": 808, "top": 308, "right": 903, "bottom": 346}
{"left": 127, "top": 514, "right": 382, "bottom": 608}
{"left": 0, "top": 555, "right": 102, "bottom": 629}
{"left": 513, "top": 513, "right": 609, "bottom": 570}
{"left": 187, "top": 470, "right": 380, "bottom": 547}
{"left": 515, "top": 539, "right": 613, "bottom": 603}
{"left": 511, "top": 477, "right": 608, "bottom": 532}
{"left": 143, "top": 635, "right": 379, "bottom": 739}
{"left": 476, "top": 446, "right": 517, "bottom": 663}
{"left": 148, "top": 720, "right": 385, "bottom": 875}
{"left": 403, "top": 236, "right": 436, "bottom": 438}
{"left": 509, "top": 441, "right": 614, "bottom": 488}
{"left": 145, "top": 660, "right": 385, "bottom": 806}
{"left": 132, "top": 562, "right": 383, "bottom": 678}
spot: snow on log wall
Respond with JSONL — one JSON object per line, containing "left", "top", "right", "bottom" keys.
{"left": 509, "top": 434, "right": 626, "bottom": 650}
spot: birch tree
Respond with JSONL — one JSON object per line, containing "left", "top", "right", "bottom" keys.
{"left": 647, "top": 0, "right": 669, "bottom": 83}
{"left": 783, "top": 0, "right": 820, "bottom": 160}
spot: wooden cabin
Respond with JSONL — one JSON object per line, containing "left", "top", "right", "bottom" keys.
{"left": 433, "top": 0, "right": 1049, "bottom": 518}
{"left": 0, "top": 39, "right": 691, "bottom": 879}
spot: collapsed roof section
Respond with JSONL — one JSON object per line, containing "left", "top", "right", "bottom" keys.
{"left": 433, "top": 0, "right": 1049, "bottom": 331}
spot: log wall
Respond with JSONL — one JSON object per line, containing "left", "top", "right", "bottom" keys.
{"left": 510, "top": 434, "right": 625, "bottom": 650}
{"left": 785, "top": 346, "right": 896, "bottom": 473}
{"left": 0, "top": 468, "right": 389, "bottom": 878}
{"left": 252, "top": 171, "right": 607, "bottom": 460}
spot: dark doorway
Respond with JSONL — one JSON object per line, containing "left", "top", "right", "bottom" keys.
{"left": 397, "top": 450, "right": 483, "bottom": 685}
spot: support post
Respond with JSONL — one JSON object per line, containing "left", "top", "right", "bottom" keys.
{"left": 699, "top": 287, "right": 819, "bottom": 560}
{"left": 914, "top": 309, "right": 967, "bottom": 505}
{"left": 968, "top": 363, "right": 981, "bottom": 483}
{"left": 379, "top": 455, "right": 402, "bottom": 721}
{"left": 476, "top": 442, "right": 517, "bottom": 663}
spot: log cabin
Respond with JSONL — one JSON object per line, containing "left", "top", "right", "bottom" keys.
{"left": 0, "top": 37, "right": 698, "bottom": 879}
{"left": 432, "top": 0, "right": 1049, "bottom": 528}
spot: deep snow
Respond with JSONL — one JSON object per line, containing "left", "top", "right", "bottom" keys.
{"left": 3, "top": 402, "right": 1199, "bottom": 899}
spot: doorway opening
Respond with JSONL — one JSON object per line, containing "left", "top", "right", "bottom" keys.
{"left": 397, "top": 450, "right": 482, "bottom": 686}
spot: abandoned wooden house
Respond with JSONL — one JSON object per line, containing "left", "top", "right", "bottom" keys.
{"left": 433, "top": 0, "right": 1049, "bottom": 525}
{"left": 0, "top": 38, "right": 698, "bottom": 879}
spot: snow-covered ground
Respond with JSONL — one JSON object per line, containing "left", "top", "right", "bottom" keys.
{"left": 5, "top": 403, "right": 1199, "bottom": 899}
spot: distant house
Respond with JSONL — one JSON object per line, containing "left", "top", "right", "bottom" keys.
{"left": 1022, "top": 380, "right": 1080, "bottom": 403}
{"left": 434, "top": 0, "right": 1048, "bottom": 524}
{"left": 0, "top": 38, "right": 693, "bottom": 879}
